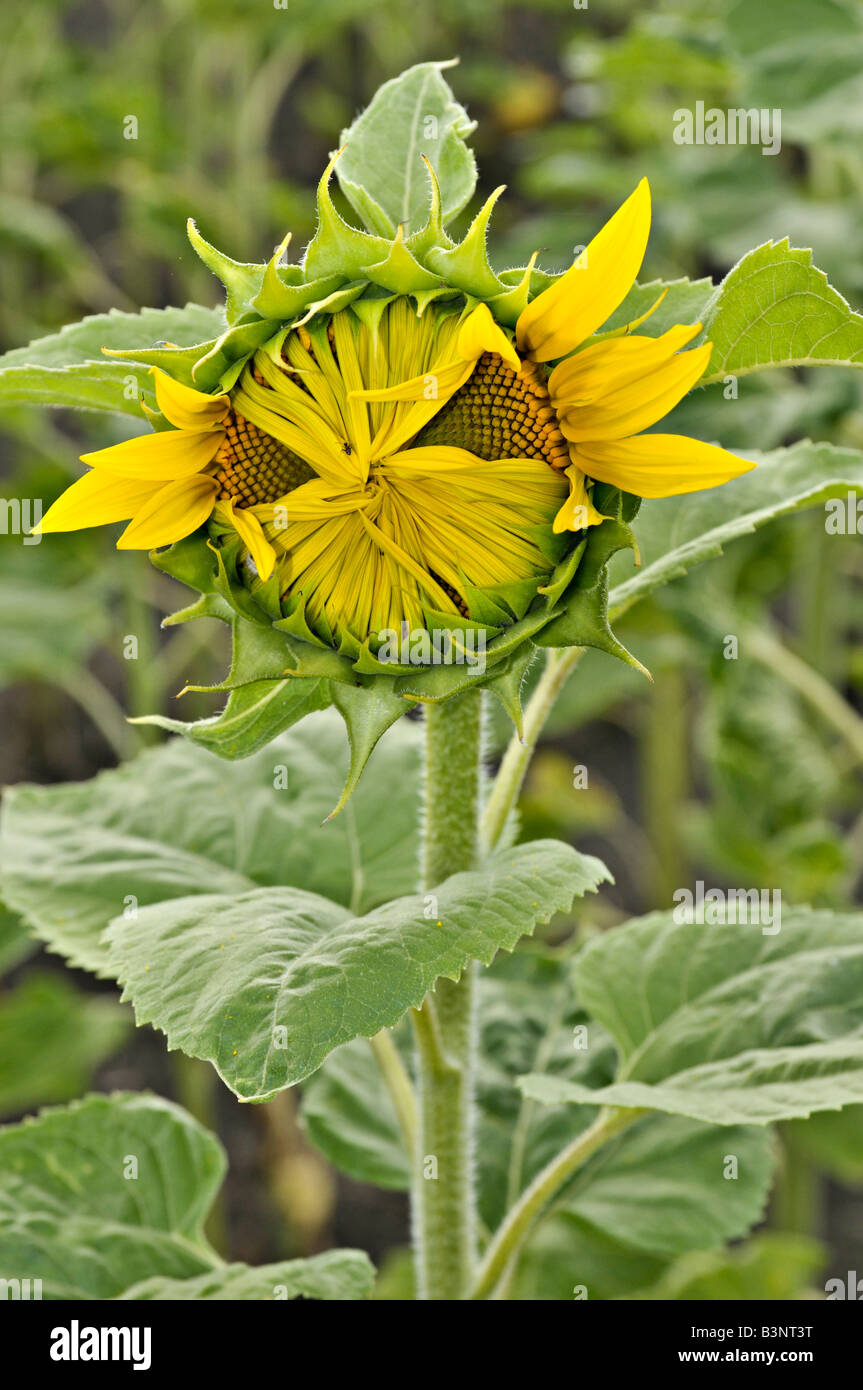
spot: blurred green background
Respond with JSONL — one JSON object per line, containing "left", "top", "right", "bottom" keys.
{"left": 2, "top": 0, "right": 863, "bottom": 1298}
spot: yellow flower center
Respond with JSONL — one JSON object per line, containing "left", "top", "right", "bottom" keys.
{"left": 417, "top": 355, "right": 570, "bottom": 469}
{"left": 215, "top": 301, "right": 569, "bottom": 647}
{"left": 213, "top": 408, "right": 315, "bottom": 507}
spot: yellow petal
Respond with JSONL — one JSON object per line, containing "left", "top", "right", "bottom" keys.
{"left": 572, "top": 434, "right": 755, "bottom": 499}
{"left": 456, "top": 304, "right": 520, "bottom": 371}
{"left": 213, "top": 498, "right": 277, "bottom": 581}
{"left": 153, "top": 369, "right": 230, "bottom": 431}
{"left": 556, "top": 338, "right": 712, "bottom": 442}
{"left": 116, "top": 473, "right": 219, "bottom": 549}
{"left": 549, "top": 324, "right": 702, "bottom": 405}
{"left": 37, "top": 470, "right": 162, "bottom": 533}
{"left": 516, "top": 178, "right": 651, "bottom": 362}
{"left": 350, "top": 305, "right": 518, "bottom": 409}
{"left": 553, "top": 465, "right": 608, "bottom": 534}
{"left": 81, "top": 427, "right": 224, "bottom": 480}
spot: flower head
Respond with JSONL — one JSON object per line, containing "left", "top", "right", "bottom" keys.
{"left": 35, "top": 130, "right": 753, "bottom": 782}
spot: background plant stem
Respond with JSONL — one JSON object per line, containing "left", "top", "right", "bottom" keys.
{"left": 411, "top": 690, "right": 483, "bottom": 1300}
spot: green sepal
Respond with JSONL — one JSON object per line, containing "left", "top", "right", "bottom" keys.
{"left": 404, "top": 159, "right": 453, "bottom": 260}
{"left": 296, "top": 281, "right": 368, "bottom": 325}
{"left": 461, "top": 585, "right": 514, "bottom": 626}
{"left": 470, "top": 574, "right": 545, "bottom": 622}
{"left": 131, "top": 614, "right": 334, "bottom": 757}
{"left": 536, "top": 517, "right": 649, "bottom": 676}
{"left": 304, "top": 156, "right": 391, "bottom": 282}
{"left": 349, "top": 289, "right": 398, "bottom": 339}
{"left": 482, "top": 644, "right": 537, "bottom": 741}
{"left": 151, "top": 531, "right": 220, "bottom": 600}
{"left": 326, "top": 679, "right": 416, "bottom": 820}
{"left": 193, "top": 319, "right": 280, "bottom": 393}
{"left": 425, "top": 187, "right": 506, "bottom": 298}
{"left": 487, "top": 253, "right": 539, "bottom": 328}
{"left": 276, "top": 589, "right": 333, "bottom": 650}
{"left": 360, "top": 226, "right": 444, "bottom": 294}
{"left": 103, "top": 340, "right": 218, "bottom": 390}
{"left": 252, "top": 237, "right": 344, "bottom": 320}
{"left": 187, "top": 219, "right": 265, "bottom": 324}
{"left": 539, "top": 535, "right": 588, "bottom": 609}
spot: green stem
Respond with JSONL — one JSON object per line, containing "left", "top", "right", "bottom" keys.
{"left": 744, "top": 622, "right": 863, "bottom": 765}
{"left": 411, "top": 690, "right": 483, "bottom": 1300}
{"left": 772, "top": 1128, "right": 821, "bottom": 1237}
{"left": 470, "top": 1106, "right": 640, "bottom": 1300}
{"left": 57, "top": 667, "right": 135, "bottom": 763}
{"left": 370, "top": 1030, "right": 418, "bottom": 1161}
{"left": 482, "top": 647, "right": 584, "bottom": 852}
{"left": 640, "top": 666, "right": 689, "bottom": 907}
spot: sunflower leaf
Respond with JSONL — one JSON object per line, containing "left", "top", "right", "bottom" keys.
{"left": 0, "top": 712, "right": 423, "bottom": 974}
{"left": 700, "top": 239, "right": 863, "bottom": 382}
{"left": 120, "top": 1250, "right": 374, "bottom": 1301}
{"left": 0, "top": 1093, "right": 224, "bottom": 1299}
{"left": 336, "top": 61, "right": 478, "bottom": 237}
{"left": 0, "top": 974, "right": 128, "bottom": 1119}
{"left": 0, "top": 304, "right": 226, "bottom": 413}
{"left": 609, "top": 439, "right": 863, "bottom": 618}
{"left": 103, "top": 839, "right": 609, "bottom": 1097}
{"left": 519, "top": 906, "right": 863, "bottom": 1125}
{"left": 0, "top": 1092, "right": 371, "bottom": 1301}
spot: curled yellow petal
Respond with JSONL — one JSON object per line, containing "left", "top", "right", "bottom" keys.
{"left": 554, "top": 334, "right": 712, "bottom": 443}
{"left": 516, "top": 178, "right": 652, "bottom": 362}
{"left": 549, "top": 324, "right": 702, "bottom": 406}
{"left": 572, "top": 434, "right": 755, "bottom": 499}
{"left": 116, "top": 473, "right": 219, "bottom": 549}
{"left": 553, "top": 465, "right": 608, "bottom": 534}
{"left": 456, "top": 304, "right": 520, "bottom": 371}
{"left": 37, "top": 470, "right": 162, "bottom": 533}
{"left": 81, "top": 427, "right": 224, "bottom": 480}
{"left": 153, "top": 369, "right": 230, "bottom": 431}
{"left": 213, "top": 497, "right": 277, "bottom": 581}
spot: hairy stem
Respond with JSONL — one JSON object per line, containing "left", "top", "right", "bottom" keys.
{"left": 411, "top": 690, "right": 483, "bottom": 1300}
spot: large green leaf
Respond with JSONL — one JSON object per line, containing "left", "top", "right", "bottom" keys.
{"left": 0, "top": 1092, "right": 371, "bottom": 1300}
{"left": 727, "top": 0, "right": 863, "bottom": 143}
{"left": 700, "top": 240, "right": 863, "bottom": 383}
{"left": 336, "top": 60, "right": 477, "bottom": 236}
{"left": 0, "top": 973, "right": 129, "bottom": 1119}
{"left": 561, "top": 1114, "right": 773, "bottom": 1258}
{"left": 0, "top": 712, "right": 422, "bottom": 974}
{"left": 609, "top": 440, "right": 863, "bottom": 618}
{"left": 0, "top": 1093, "right": 224, "bottom": 1299}
{"left": 520, "top": 907, "right": 863, "bottom": 1125}
{"left": 0, "top": 305, "right": 224, "bottom": 415}
{"left": 629, "top": 1233, "right": 824, "bottom": 1302}
{"left": 105, "top": 839, "right": 609, "bottom": 1098}
{"left": 121, "top": 1250, "right": 373, "bottom": 1301}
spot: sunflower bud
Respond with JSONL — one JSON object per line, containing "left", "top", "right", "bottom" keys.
{"left": 37, "top": 68, "right": 751, "bottom": 798}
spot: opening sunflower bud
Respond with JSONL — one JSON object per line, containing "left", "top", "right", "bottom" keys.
{"left": 36, "top": 172, "right": 752, "bottom": 680}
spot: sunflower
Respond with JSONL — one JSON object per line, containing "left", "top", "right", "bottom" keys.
{"left": 38, "top": 178, "right": 751, "bottom": 652}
